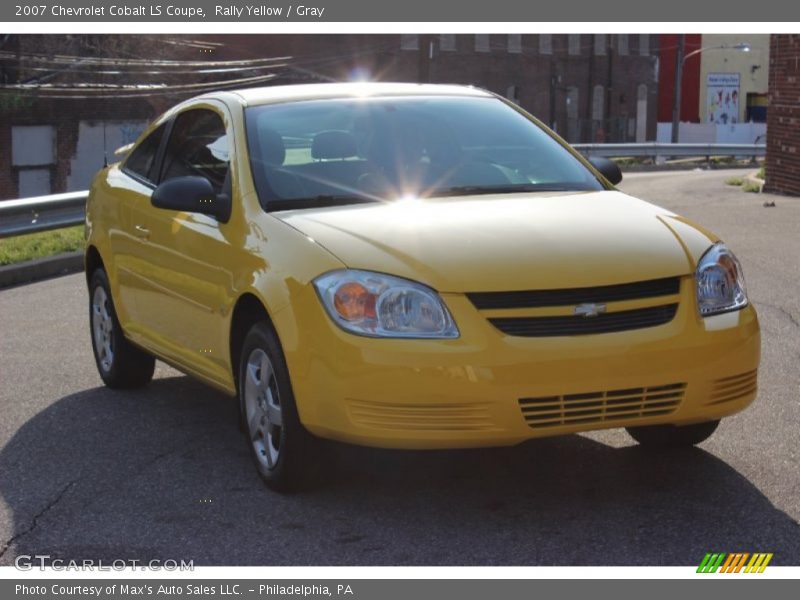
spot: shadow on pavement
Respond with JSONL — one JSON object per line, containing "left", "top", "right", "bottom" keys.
{"left": 1, "top": 375, "right": 797, "bottom": 566}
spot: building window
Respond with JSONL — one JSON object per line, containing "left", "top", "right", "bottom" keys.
{"left": 440, "top": 34, "right": 456, "bottom": 52}
{"left": 475, "top": 34, "right": 490, "bottom": 53}
{"left": 638, "top": 34, "right": 650, "bottom": 56}
{"left": 617, "top": 34, "right": 629, "bottom": 56}
{"left": 594, "top": 34, "right": 607, "bottom": 56}
{"left": 592, "top": 85, "right": 605, "bottom": 120}
{"left": 539, "top": 34, "right": 552, "bottom": 55}
{"left": 508, "top": 34, "right": 522, "bottom": 54}
{"left": 400, "top": 35, "right": 419, "bottom": 51}
{"left": 11, "top": 125, "right": 56, "bottom": 198}
{"left": 568, "top": 34, "right": 581, "bottom": 56}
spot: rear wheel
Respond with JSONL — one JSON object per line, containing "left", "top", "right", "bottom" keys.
{"left": 89, "top": 268, "right": 155, "bottom": 389}
{"left": 238, "top": 322, "right": 319, "bottom": 492}
{"left": 626, "top": 419, "right": 720, "bottom": 448}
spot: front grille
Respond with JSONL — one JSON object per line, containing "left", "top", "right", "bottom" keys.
{"left": 489, "top": 303, "right": 678, "bottom": 337}
{"left": 467, "top": 277, "right": 680, "bottom": 310}
{"left": 707, "top": 370, "right": 758, "bottom": 405}
{"left": 347, "top": 399, "right": 495, "bottom": 431}
{"left": 519, "top": 382, "right": 686, "bottom": 429}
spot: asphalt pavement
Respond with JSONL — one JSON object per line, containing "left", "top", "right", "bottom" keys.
{"left": 0, "top": 168, "right": 798, "bottom": 566}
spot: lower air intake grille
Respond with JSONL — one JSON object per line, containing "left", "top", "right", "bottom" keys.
{"left": 489, "top": 303, "right": 678, "bottom": 337}
{"left": 347, "top": 399, "right": 495, "bottom": 432}
{"left": 519, "top": 382, "right": 686, "bottom": 429}
{"left": 707, "top": 370, "right": 758, "bottom": 405}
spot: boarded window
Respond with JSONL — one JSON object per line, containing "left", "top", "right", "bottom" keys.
{"left": 440, "top": 34, "right": 456, "bottom": 52}
{"left": 617, "top": 34, "right": 629, "bottom": 56}
{"left": 400, "top": 35, "right": 419, "bottom": 51}
{"left": 11, "top": 125, "right": 55, "bottom": 167}
{"left": 639, "top": 34, "right": 650, "bottom": 56}
{"left": 539, "top": 34, "right": 552, "bottom": 55}
{"left": 18, "top": 168, "right": 51, "bottom": 198}
{"left": 568, "top": 34, "right": 581, "bottom": 56}
{"left": 508, "top": 34, "right": 522, "bottom": 54}
{"left": 594, "top": 34, "right": 607, "bottom": 56}
{"left": 592, "top": 85, "right": 605, "bottom": 120}
{"left": 475, "top": 34, "right": 490, "bottom": 53}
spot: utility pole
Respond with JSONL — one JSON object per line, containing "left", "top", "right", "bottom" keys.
{"left": 549, "top": 58, "right": 558, "bottom": 132}
{"left": 671, "top": 34, "right": 685, "bottom": 143}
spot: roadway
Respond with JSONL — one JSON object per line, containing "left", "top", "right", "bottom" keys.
{"left": 0, "top": 168, "right": 798, "bottom": 566}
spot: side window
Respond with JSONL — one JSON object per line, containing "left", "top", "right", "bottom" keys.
{"left": 124, "top": 123, "right": 166, "bottom": 184}
{"left": 160, "top": 109, "right": 230, "bottom": 194}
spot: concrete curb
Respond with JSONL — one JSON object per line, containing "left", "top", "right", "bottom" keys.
{"left": 0, "top": 251, "right": 84, "bottom": 288}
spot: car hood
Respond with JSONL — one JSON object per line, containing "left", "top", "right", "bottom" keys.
{"left": 275, "top": 190, "right": 717, "bottom": 293}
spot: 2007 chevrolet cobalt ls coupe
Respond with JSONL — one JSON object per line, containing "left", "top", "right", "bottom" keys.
{"left": 86, "top": 83, "right": 760, "bottom": 490}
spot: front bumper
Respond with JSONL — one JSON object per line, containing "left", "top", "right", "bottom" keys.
{"left": 275, "top": 276, "right": 760, "bottom": 449}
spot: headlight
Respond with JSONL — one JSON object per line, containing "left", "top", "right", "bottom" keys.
{"left": 696, "top": 242, "right": 748, "bottom": 316}
{"left": 313, "top": 270, "right": 459, "bottom": 338}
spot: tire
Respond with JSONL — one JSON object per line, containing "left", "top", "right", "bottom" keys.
{"left": 238, "top": 321, "right": 319, "bottom": 492}
{"left": 626, "top": 419, "right": 720, "bottom": 448}
{"left": 89, "top": 268, "right": 155, "bottom": 389}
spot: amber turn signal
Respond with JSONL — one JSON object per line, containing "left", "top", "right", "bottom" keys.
{"left": 333, "top": 282, "right": 377, "bottom": 321}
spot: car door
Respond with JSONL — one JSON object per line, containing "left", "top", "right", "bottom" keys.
{"left": 110, "top": 122, "right": 168, "bottom": 333}
{"left": 131, "top": 104, "right": 238, "bottom": 388}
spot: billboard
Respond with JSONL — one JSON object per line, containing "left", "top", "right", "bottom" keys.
{"left": 707, "top": 72, "right": 741, "bottom": 124}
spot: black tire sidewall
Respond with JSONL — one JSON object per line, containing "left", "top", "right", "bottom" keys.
{"left": 89, "top": 269, "right": 123, "bottom": 386}
{"left": 88, "top": 268, "right": 154, "bottom": 389}
{"left": 238, "top": 322, "right": 309, "bottom": 489}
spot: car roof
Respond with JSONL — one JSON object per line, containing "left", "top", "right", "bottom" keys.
{"left": 215, "top": 82, "right": 494, "bottom": 107}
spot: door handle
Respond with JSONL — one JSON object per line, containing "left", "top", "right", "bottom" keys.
{"left": 134, "top": 225, "right": 150, "bottom": 239}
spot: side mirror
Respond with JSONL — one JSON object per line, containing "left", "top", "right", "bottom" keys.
{"left": 587, "top": 156, "right": 623, "bottom": 185}
{"left": 151, "top": 176, "right": 231, "bottom": 223}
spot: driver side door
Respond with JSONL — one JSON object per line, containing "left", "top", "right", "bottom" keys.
{"left": 132, "top": 105, "right": 238, "bottom": 389}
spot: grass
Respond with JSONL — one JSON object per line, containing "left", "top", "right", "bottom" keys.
{"left": 0, "top": 226, "right": 84, "bottom": 266}
{"left": 757, "top": 167, "right": 766, "bottom": 180}
{"left": 742, "top": 181, "right": 762, "bottom": 193}
{"left": 725, "top": 176, "right": 745, "bottom": 186}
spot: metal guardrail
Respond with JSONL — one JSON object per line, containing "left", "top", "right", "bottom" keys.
{"left": 573, "top": 142, "right": 766, "bottom": 159}
{"left": 0, "top": 190, "right": 88, "bottom": 239}
{"left": 0, "top": 142, "right": 766, "bottom": 239}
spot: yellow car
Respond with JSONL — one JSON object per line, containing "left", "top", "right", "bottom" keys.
{"left": 85, "top": 83, "right": 760, "bottom": 490}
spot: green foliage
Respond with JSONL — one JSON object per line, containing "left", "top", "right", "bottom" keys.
{"left": 0, "top": 226, "right": 84, "bottom": 265}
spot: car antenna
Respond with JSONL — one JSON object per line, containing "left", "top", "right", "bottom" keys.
{"left": 102, "top": 121, "right": 108, "bottom": 168}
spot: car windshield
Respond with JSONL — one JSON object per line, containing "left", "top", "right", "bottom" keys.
{"left": 245, "top": 95, "right": 605, "bottom": 210}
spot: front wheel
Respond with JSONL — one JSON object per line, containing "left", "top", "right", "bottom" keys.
{"left": 89, "top": 268, "right": 155, "bottom": 389}
{"left": 238, "top": 322, "right": 320, "bottom": 492}
{"left": 626, "top": 419, "right": 720, "bottom": 448}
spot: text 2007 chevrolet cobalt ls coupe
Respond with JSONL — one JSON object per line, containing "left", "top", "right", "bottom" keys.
{"left": 86, "top": 83, "right": 760, "bottom": 490}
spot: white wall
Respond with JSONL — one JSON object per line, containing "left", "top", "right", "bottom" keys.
{"left": 657, "top": 121, "right": 766, "bottom": 144}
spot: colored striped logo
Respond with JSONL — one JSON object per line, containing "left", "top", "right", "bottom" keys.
{"left": 697, "top": 552, "right": 773, "bottom": 573}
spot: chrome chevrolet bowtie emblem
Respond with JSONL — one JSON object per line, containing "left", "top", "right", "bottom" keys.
{"left": 574, "top": 303, "right": 607, "bottom": 318}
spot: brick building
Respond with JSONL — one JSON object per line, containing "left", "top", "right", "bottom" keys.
{"left": 764, "top": 34, "right": 800, "bottom": 196}
{"left": 0, "top": 34, "right": 661, "bottom": 200}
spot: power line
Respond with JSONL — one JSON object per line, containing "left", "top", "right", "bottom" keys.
{"left": 0, "top": 71, "right": 282, "bottom": 96}
{"left": 0, "top": 50, "right": 290, "bottom": 68}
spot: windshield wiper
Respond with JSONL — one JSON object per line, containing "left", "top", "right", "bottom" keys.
{"left": 266, "top": 194, "right": 381, "bottom": 212}
{"left": 427, "top": 184, "right": 577, "bottom": 197}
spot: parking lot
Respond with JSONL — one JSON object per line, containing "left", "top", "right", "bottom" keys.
{"left": 0, "top": 168, "right": 798, "bottom": 566}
